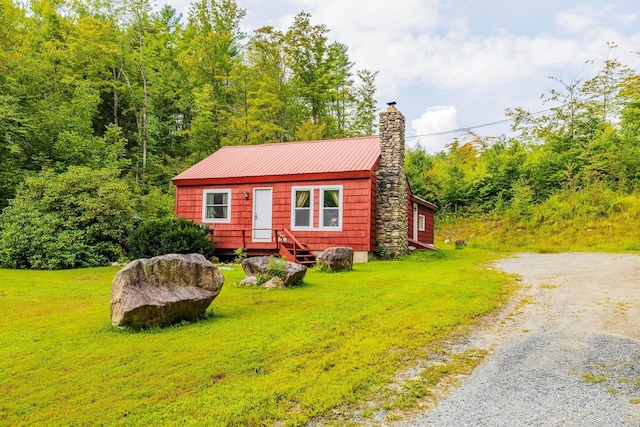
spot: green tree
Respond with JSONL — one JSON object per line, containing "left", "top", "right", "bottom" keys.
{"left": 324, "top": 42, "right": 353, "bottom": 136}
{"left": 180, "top": 0, "right": 246, "bottom": 158}
{"left": 405, "top": 144, "right": 439, "bottom": 202}
{"left": 237, "top": 25, "right": 288, "bottom": 143}
{"left": 582, "top": 42, "right": 631, "bottom": 124}
{"left": 0, "top": 1, "right": 379, "bottom": 214}
{"left": 285, "top": 12, "right": 331, "bottom": 126}
{"left": 294, "top": 120, "right": 326, "bottom": 141}
{"left": 0, "top": 167, "right": 135, "bottom": 269}
{"left": 348, "top": 69, "right": 378, "bottom": 136}
{"left": 132, "top": 0, "right": 151, "bottom": 174}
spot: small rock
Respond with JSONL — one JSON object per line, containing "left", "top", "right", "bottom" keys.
{"left": 239, "top": 276, "right": 258, "bottom": 287}
{"left": 261, "top": 276, "right": 285, "bottom": 289}
{"left": 455, "top": 240, "right": 467, "bottom": 248}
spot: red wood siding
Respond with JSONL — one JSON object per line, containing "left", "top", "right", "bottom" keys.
{"left": 407, "top": 196, "right": 435, "bottom": 245}
{"left": 174, "top": 177, "right": 377, "bottom": 252}
{"left": 369, "top": 174, "right": 378, "bottom": 249}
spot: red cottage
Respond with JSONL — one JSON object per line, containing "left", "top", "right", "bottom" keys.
{"left": 172, "top": 106, "right": 437, "bottom": 264}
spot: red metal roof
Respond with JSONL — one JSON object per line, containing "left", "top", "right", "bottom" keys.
{"left": 173, "top": 136, "right": 380, "bottom": 182}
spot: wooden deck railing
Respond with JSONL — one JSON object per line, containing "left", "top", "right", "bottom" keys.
{"left": 208, "top": 226, "right": 280, "bottom": 250}
{"left": 278, "top": 228, "right": 308, "bottom": 260}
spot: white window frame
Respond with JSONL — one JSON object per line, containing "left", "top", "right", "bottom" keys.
{"left": 320, "top": 186, "right": 343, "bottom": 231}
{"left": 291, "top": 187, "right": 314, "bottom": 230}
{"left": 202, "top": 189, "right": 232, "bottom": 223}
{"left": 418, "top": 214, "right": 426, "bottom": 232}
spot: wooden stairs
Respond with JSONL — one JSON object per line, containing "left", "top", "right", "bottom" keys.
{"left": 278, "top": 229, "right": 316, "bottom": 266}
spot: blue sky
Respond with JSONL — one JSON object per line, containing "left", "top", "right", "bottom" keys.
{"left": 166, "top": 0, "right": 640, "bottom": 152}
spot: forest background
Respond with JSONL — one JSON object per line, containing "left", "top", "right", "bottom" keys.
{"left": 1, "top": 0, "right": 640, "bottom": 268}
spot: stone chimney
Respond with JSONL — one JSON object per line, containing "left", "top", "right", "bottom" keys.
{"left": 376, "top": 103, "right": 409, "bottom": 258}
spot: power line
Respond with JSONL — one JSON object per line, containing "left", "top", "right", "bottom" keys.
{"left": 406, "top": 107, "right": 556, "bottom": 140}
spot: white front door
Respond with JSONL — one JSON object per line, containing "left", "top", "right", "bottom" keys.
{"left": 412, "top": 203, "right": 418, "bottom": 241}
{"left": 253, "top": 188, "right": 273, "bottom": 242}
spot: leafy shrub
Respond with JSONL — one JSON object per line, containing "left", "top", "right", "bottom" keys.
{"left": 266, "top": 256, "right": 287, "bottom": 281}
{"left": 127, "top": 217, "right": 214, "bottom": 259}
{"left": 251, "top": 257, "right": 298, "bottom": 287}
{"left": 255, "top": 273, "right": 270, "bottom": 287}
{"left": 0, "top": 167, "right": 134, "bottom": 269}
{"left": 375, "top": 245, "right": 392, "bottom": 260}
{"left": 136, "top": 186, "right": 175, "bottom": 221}
{"left": 233, "top": 247, "right": 247, "bottom": 264}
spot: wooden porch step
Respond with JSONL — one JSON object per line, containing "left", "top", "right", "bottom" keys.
{"left": 408, "top": 239, "right": 439, "bottom": 251}
{"left": 297, "top": 261, "right": 316, "bottom": 267}
{"left": 279, "top": 246, "right": 316, "bottom": 266}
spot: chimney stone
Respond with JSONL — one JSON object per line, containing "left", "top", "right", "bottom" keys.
{"left": 376, "top": 108, "right": 409, "bottom": 258}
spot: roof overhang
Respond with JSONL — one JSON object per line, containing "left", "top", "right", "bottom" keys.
{"left": 410, "top": 194, "right": 438, "bottom": 210}
{"left": 172, "top": 170, "right": 374, "bottom": 187}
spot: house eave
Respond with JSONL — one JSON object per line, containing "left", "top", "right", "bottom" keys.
{"left": 172, "top": 170, "right": 374, "bottom": 187}
{"left": 410, "top": 194, "right": 438, "bottom": 210}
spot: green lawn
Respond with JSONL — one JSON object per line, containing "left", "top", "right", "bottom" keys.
{"left": 0, "top": 249, "right": 512, "bottom": 426}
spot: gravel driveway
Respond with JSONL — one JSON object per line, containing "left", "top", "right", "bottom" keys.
{"left": 403, "top": 252, "right": 640, "bottom": 426}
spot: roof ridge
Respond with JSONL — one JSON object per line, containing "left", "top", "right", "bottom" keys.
{"left": 219, "top": 135, "right": 379, "bottom": 150}
{"left": 174, "top": 135, "right": 381, "bottom": 182}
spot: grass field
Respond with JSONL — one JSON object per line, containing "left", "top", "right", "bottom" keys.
{"left": 435, "top": 189, "right": 640, "bottom": 253}
{"left": 1, "top": 249, "right": 512, "bottom": 426}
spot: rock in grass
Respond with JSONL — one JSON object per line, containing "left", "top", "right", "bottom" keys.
{"left": 317, "top": 247, "right": 353, "bottom": 272}
{"left": 110, "top": 253, "right": 224, "bottom": 328}
{"left": 241, "top": 256, "right": 306, "bottom": 287}
{"left": 261, "top": 276, "right": 285, "bottom": 289}
{"left": 238, "top": 276, "right": 258, "bottom": 287}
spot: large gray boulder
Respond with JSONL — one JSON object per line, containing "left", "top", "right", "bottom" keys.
{"left": 110, "top": 253, "right": 224, "bottom": 328}
{"left": 241, "top": 256, "right": 307, "bottom": 287}
{"left": 317, "top": 247, "right": 353, "bottom": 272}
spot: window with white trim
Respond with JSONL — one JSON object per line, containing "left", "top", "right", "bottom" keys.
{"left": 292, "top": 188, "right": 312, "bottom": 228}
{"left": 321, "top": 188, "right": 341, "bottom": 228}
{"left": 418, "top": 214, "right": 426, "bottom": 231}
{"left": 203, "top": 189, "right": 231, "bottom": 222}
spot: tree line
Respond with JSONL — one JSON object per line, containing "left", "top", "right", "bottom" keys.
{"left": 0, "top": 0, "right": 378, "bottom": 269}
{"left": 0, "top": 0, "right": 378, "bottom": 210}
{"left": 406, "top": 44, "right": 640, "bottom": 225}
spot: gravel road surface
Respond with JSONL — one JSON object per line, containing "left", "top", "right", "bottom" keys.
{"left": 404, "top": 252, "right": 640, "bottom": 426}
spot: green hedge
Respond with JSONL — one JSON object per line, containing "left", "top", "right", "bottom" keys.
{"left": 127, "top": 217, "right": 215, "bottom": 259}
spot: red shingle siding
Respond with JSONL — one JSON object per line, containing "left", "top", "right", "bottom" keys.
{"left": 175, "top": 178, "right": 376, "bottom": 252}
{"left": 420, "top": 205, "right": 435, "bottom": 244}
{"left": 369, "top": 174, "right": 378, "bottom": 249}
{"left": 407, "top": 194, "right": 436, "bottom": 245}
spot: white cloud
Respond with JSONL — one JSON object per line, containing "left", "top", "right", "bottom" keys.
{"left": 556, "top": 11, "right": 593, "bottom": 33}
{"left": 611, "top": 13, "right": 637, "bottom": 26}
{"left": 165, "top": 0, "right": 640, "bottom": 142}
{"left": 280, "top": 0, "right": 640, "bottom": 102}
{"left": 290, "top": 0, "right": 442, "bottom": 33}
{"left": 411, "top": 106, "right": 458, "bottom": 153}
